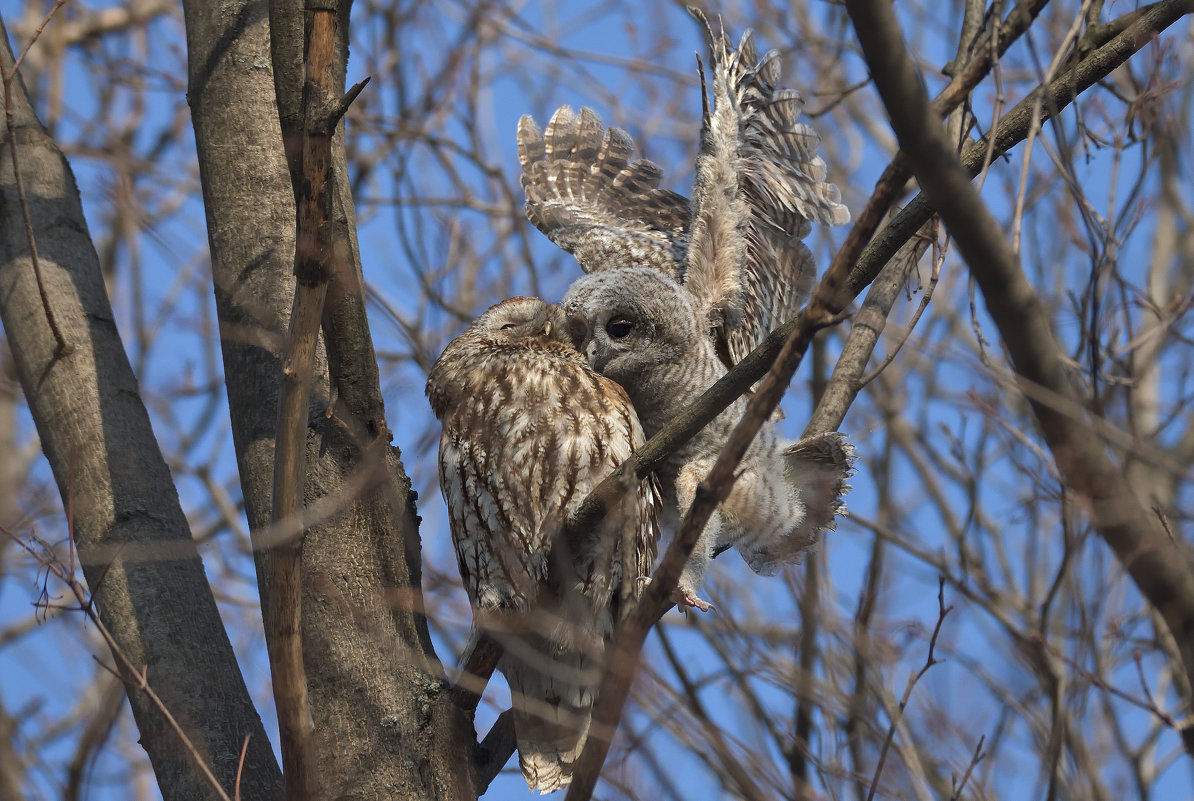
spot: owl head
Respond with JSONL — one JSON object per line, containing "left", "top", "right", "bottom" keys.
{"left": 562, "top": 268, "right": 703, "bottom": 388}
{"left": 427, "top": 296, "right": 571, "bottom": 414}
{"left": 470, "top": 296, "right": 564, "bottom": 341}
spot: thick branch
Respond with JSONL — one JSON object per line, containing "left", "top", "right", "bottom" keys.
{"left": 846, "top": 0, "right": 1194, "bottom": 746}
{"left": 266, "top": 8, "right": 350, "bottom": 800}
{"left": 0, "top": 12, "right": 281, "bottom": 801}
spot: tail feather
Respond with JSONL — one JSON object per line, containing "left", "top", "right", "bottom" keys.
{"left": 501, "top": 635, "right": 599, "bottom": 794}
{"left": 783, "top": 431, "right": 856, "bottom": 526}
{"left": 736, "top": 432, "right": 856, "bottom": 572}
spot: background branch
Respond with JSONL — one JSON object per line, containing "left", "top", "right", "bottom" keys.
{"left": 846, "top": 0, "right": 1194, "bottom": 750}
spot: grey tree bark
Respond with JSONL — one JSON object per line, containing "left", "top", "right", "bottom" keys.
{"left": 0, "top": 15, "right": 281, "bottom": 801}
{"left": 182, "top": 1, "right": 476, "bottom": 798}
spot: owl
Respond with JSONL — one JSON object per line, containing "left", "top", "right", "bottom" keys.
{"left": 425, "top": 296, "right": 660, "bottom": 793}
{"left": 517, "top": 13, "right": 853, "bottom": 608}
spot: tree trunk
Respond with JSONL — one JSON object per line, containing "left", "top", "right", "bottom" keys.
{"left": 181, "top": 2, "right": 479, "bottom": 797}
{"left": 0, "top": 15, "right": 282, "bottom": 801}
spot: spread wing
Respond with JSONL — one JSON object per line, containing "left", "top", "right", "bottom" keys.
{"left": 518, "top": 105, "right": 692, "bottom": 282}
{"left": 686, "top": 9, "right": 851, "bottom": 366}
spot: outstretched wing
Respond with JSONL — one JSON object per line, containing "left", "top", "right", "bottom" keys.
{"left": 686, "top": 9, "right": 851, "bottom": 366}
{"left": 518, "top": 105, "right": 692, "bottom": 282}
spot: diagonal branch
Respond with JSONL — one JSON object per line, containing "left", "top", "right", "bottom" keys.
{"left": 845, "top": 0, "right": 1194, "bottom": 754}
{"left": 463, "top": 0, "right": 1193, "bottom": 783}
{"left": 565, "top": 203, "right": 862, "bottom": 799}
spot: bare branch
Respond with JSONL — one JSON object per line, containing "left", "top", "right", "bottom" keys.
{"left": 845, "top": 0, "right": 1194, "bottom": 751}
{"left": 6, "top": 528, "right": 234, "bottom": 801}
{"left": 264, "top": 6, "right": 368, "bottom": 799}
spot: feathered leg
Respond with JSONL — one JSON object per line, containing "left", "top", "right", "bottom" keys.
{"left": 672, "top": 458, "right": 720, "bottom": 611}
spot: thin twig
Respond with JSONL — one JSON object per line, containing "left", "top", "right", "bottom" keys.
{"left": 234, "top": 735, "right": 251, "bottom": 801}
{"left": 866, "top": 578, "right": 952, "bottom": 801}
{"left": 1011, "top": 0, "right": 1094, "bottom": 256}
{"left": 656, "top": 627, "right": 771, "bottom": 801}
{"left": 949, "top": 735, "right": 987, "bottom": 801}
{"left": 857, "top": 226, "right": 941, "bottom": 389}
{"left": 3, "top": 527, "right": 234, "bottom": 801}
{"left": 1032, "top": 633, "right": 1179, "bottom": 728}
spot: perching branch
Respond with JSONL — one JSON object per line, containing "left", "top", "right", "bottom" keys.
{"left": 565, "top": 204, "right": 863, "bottom": 799}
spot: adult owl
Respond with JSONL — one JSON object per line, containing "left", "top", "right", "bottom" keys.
{"left": 426, "top": 296, "right": 660, "bottom": 793}
{"left": 517, "top": 13, "right": 853, "bottom": 608}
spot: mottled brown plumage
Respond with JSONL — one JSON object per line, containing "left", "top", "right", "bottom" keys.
{"left": 426, "top": 296, "right": 660, "bottom": 793}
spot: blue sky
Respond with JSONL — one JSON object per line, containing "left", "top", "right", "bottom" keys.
{"left": 2, "top": 1, "right": 1193, "bottom": 799}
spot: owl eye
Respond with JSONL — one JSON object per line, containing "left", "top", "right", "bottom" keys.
{"left": 499, "top": 322, "right": 519, "bottom": 330}
{"left": 606, "top": 318, "right": 635, "bottom": 339}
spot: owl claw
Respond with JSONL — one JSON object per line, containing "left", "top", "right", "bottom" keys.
{"left": 673, "top": 589, "right": 714, "bottom": 613}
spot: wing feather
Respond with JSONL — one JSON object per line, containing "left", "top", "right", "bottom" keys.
{"left": 518, "top": 17, "right": 850, "bottom": 367}
{"left": 687, "top": 9, "right": 851, "bottom": 365}
{"left": 518, "top": 105, "right": 691, "bottom": 281}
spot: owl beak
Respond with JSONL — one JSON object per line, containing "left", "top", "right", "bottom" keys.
{"left": 544, "top": 303, "right": 570, "bottom": 342}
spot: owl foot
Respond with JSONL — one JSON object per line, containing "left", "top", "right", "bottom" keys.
{"left": 673, "top": 589, "right": 714, "bottom": 613}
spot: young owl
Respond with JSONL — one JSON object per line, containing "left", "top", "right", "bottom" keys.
{"left": 562, "top": 269, "right": 852, "bottom": 608}
{"left": 518, "top": 14, "right": 853, "bottom": 608}
{"left": 426, "top": 297, "right": 660, "bottom": 793}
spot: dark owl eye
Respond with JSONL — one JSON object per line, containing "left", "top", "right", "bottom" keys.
{"left": 606, "top": 318, "right": 634, "bottom": 339}
{"left": 500, "top": 322, "right": 519, "bottom": 330}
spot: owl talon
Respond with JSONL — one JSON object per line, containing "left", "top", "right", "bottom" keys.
{"left": 673, "top": 589, "right": 714, "bottom": 613}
